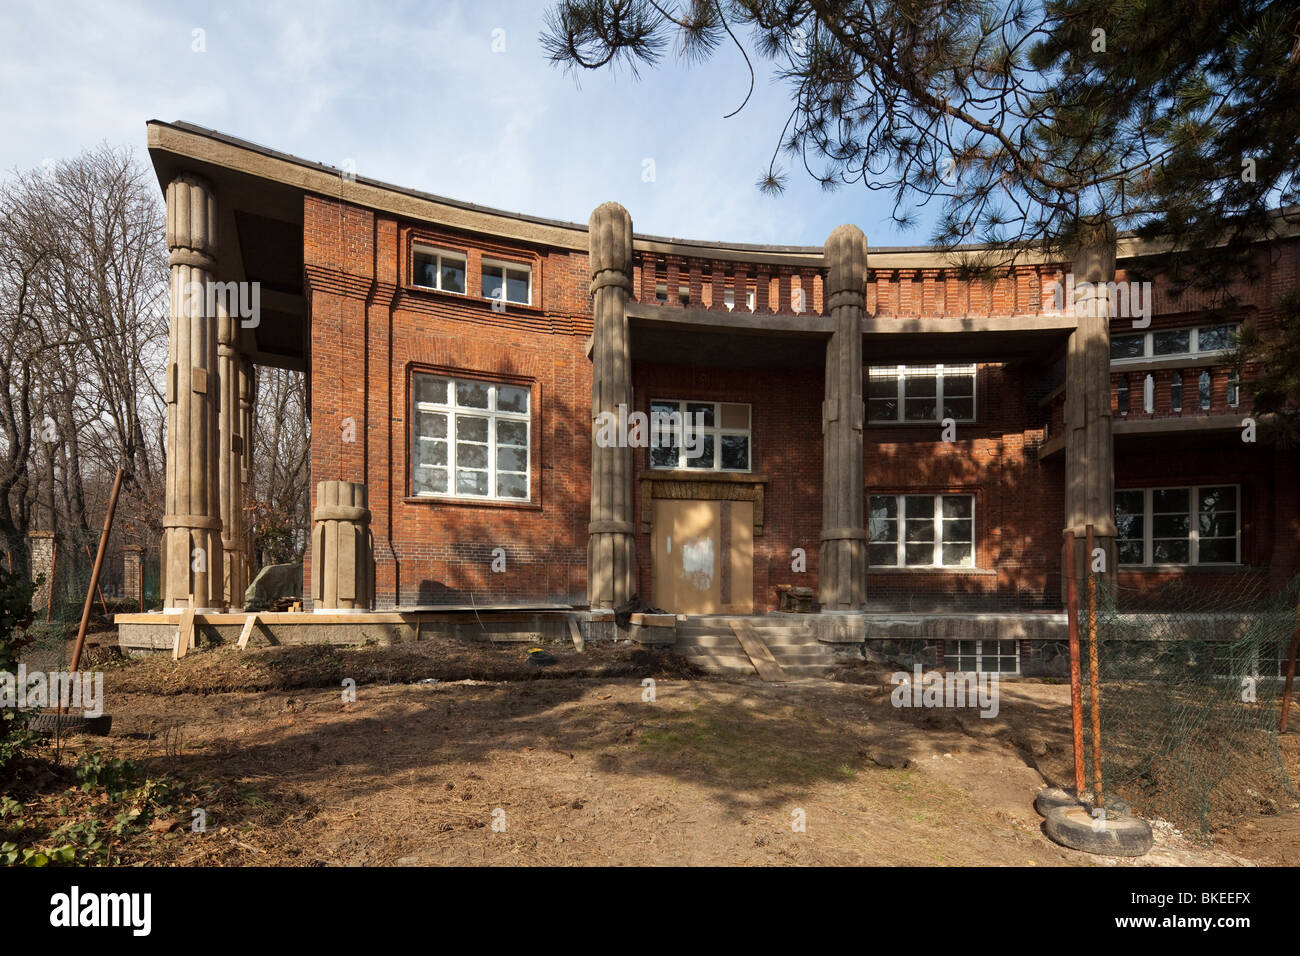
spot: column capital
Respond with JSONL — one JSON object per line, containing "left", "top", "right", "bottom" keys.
{"left": 589, "top": 202, "right": 633, "bottom": 278}
{"left": 165, "top": 174, "right": 218, "bottom": 258}
{"left": 824, "top": 224, "right": 868, "bottom": 300}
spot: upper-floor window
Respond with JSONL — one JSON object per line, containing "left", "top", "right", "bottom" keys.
{"left": 1110, "top": 323, "right": 1237, "bottom": 363}
{"left": 412, "top": 245, "right": 466, "bottom": 294}
{"left": 411, "top": 372, "right": 530, "bottom": 501}
{"left": 868, "top": 364, "right": 976, "bottom": 423}
{"left": 869, "top": 493, "right": 975, "bottom": 568}
{"left": 1114, "top": 485, "right": 1239, "bottom": 566}
{"left": 481, "top": 259, "right": 531, "bottom": 306}
{"left": 648, "top": 400, "right": 751, "bottom": 472}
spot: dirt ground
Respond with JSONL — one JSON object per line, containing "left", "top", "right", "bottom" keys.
{"left": 13, "top": 637, "right": 1300, "bottom": 866}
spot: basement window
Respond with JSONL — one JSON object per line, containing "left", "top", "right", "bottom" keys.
{"left": 1114, "top": 485, "right": 1239, "bottom": 566}
{"left": 481, "top": 259, "right": 531, "bottom": 306}
{"left": 945, "top": 639, "right": 1020, "bottom": 675}
{"left": 411, "top": 372, "right": 530, "bottom": 501}
{"left": 412, "top": 245, "right": 466, "bottom": 294}
{"left": 868, "top": 494, "right": 975, "bottom": 568}
{"left": 648, "top": 400, "right": 751, "bottom": 472}
{"left": 868, "top": 365, "right": 976, "bottom": 423}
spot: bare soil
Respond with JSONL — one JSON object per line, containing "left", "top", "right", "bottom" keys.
{"left": 12, "top": 638, "right": 1300, "bottom": 866}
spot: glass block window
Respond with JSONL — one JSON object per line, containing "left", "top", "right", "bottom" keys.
{"left": 411, "top": 372, "right": 530, "bottom": 501}
{"left": 945, "top": 639, "right": 1020, "bottom": 674}
{"left": 869, "top": 494, "right": 975, "bottom": 568}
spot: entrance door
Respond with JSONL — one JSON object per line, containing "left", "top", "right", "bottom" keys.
{"left": 651, "top": 499, "right": 753, "bottom": 614}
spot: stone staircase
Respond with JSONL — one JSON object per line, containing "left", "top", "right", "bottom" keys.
{"left": 673, "top": 615, "right": 841, "bottom": 679}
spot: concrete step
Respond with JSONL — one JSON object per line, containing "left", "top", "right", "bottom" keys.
{"left": 764, "top": 651, "right": 837, "bottom": 666}
{"left": 674, "top": 632, "right": 815, "bottom": 648}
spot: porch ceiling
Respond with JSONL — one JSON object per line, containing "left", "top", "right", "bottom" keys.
{"left": 862, "top": 314, "right": 1077, "bottom": 364}
{"left": 626, "top": 301, "right": 832, "bottom": 368}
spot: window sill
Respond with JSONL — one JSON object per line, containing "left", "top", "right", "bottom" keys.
{"left": 402, "top": 495, "right": 542, "bottom": 512}
{"left": 401, "top": 283, "right": 544, "bottom": 314}
{"left": 867, "top": 567, "right": 995, "bottom": 575}
{"left": 1118, "top": 564, "right": 1248, "bottom": 572}
{"left": 866, "top": 420, "right": 977, "bottom": 427}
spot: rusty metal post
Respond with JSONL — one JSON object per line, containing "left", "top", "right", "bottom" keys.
{"left": 1281, "top": 589, "right": 1300, "bottom": 734}
{"left": 1065, "top": 530, "right": 1087, "bottom": 797}
{"left": 1086, "top": 523, "right": 1104, "bottom": 808}
{"left": 68, "top": 468, "right": 123, "bottom": 675}
{"left": 83, "top": 544, "right": 109, "bottom": 617}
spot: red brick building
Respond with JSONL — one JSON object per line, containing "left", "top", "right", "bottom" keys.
{"left": 139, "top": 120, "right": 1300, "bottom": 675}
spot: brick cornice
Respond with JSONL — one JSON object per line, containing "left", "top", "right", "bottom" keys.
{"left": 304, "top": 265, "right": 375, "bottom": 301}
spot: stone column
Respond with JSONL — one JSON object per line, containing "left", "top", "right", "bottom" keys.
{"left": 218, "top": 301, "right": 245, "bottom": 609}
{"left": 1063, "top": 220, "right": 1118, "bottom": 592}
{"left": 122, "top": 545, "right": 144, "bottom": 609}
{"left": 820, "top": 225, "right": 868, "bottom": 611}
{"left": 162, "top": 174, "right": 224, "bottom": 611}
{"left": 310, "top": 480, "right": 373, "bottom": 610}
{"left": 586, "top": 202, "right": 637, "bottom": 609}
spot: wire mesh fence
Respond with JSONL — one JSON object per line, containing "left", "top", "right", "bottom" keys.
{"left": 1084, "top": 574, "right": 1298, "bottom": 838}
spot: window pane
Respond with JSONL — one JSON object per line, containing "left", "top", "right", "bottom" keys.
{"left": 1117, "top": 540, "right": 1145, "bottom": 564}
{"left": 1199, "top": 512, "right": 1236, "bottom": 538}
{"left": 944, "top": 397, "right": 974, "bottom": 420}
{"left": 869, "top": 543, "right": 898, "bottom": 566}
{"left": 942, "top": 496, "right": 972, "bottom": 519}
{"left": 904, "top": 543, "right": 933, "bottom": 565}
{"left": 1200, "top": 486, "right": 1235, "bottom": 512}
{"left": 1152, "top": 488, "right": 1190, "bottom": 513}
{"left": 414, "top": 375, "right": 449, "bottom": 406}
{"left": 414, "top": 250, "right": 438, "bottom": 288}
{"left": 505, "top": 268, "right": 529, "bottom": 303}
{"left": 413, "top": 466, "right": 448, "bottom": 495}
{"left": 1153, "top": 513, "right": 1190, "bottom": 537}
{"left": 457, "top": 416, "right": 489, "bottom": 442}
{"left": 1170, "top": 374, "right": 1182, "bottom": 411}
{"left": 650, "top": 434, "right": 679, "bottom": 468}
{"left": 903, "top": 375, "right": 937, "bottom": 421}
{"left": 943, "top": 372, "right": 974, "bottom": 397}
{"left": 1111, "top": 334, "right": 1145, "bottom": 359}
{"left": 687, "top": 402, "right": 715, "bottom": 427}
{"left": 1153, "top": 330, "right": 1191, "bottom": 355}
{"left": 414, "top": 438, "right": 447, "bottom": 468}
{"left": 1152, "top": 538, "right": 1190, "bottom": 563}
{"left": 416, "top": 409, "right": 447, "bottom": 440}
{"left": 496, "top": 385, "right": 529, "bottom": 414}
{"left": 457, "top": 469, "right": 488, "bottom": 496}
{"left": 942, "top": 542, "right": 973, "bottom": 566}
{"left": 905, "top": 495, "right": 934, "bottom": 520}
{"left": 720, "top": 434, "right": 749, "bottom": 470}
{"left": 456, "top": 380, "right": 490, "bottom": 409}
{"left": 441, "top": 258, "right": 465, "bottom": 294}
{"left": 720, "top": 404, "right": 749, "bottom": 430}
{"left": 496, "top": 473, "right": 528, "bottom": 499}
{"left": 869, "top": 399, "right": 898, "bottom": 422}
{"left": 869, "top": 495, "right": 898, "bottom": 523}
{"left": 942, "top": 519, "right": 973, "bottom": 544}
{"left": 497, "top": 446, "right": 527, "bottom": 473}
{"left": 1197, "top": 325, "right": 1234, "bottom": 352}
{"left": 457, "top": 443, "right": 488, "bottom": 469}
{"left": 497, "top": 420, "right": 527, "bottom": 446}
{"left": 685, "top": 434, "right": 715, "bottom": 469}
{"left": 481, "top": 266, "right": 503, "bottom": 300}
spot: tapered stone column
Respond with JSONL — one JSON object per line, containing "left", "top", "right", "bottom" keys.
{"left": 162, "top": 174, "right": 223, "bottom": 611}
{"left": 311, "top": 480, "right": 373, "bottom": 610}
{"left": 586, "top": 203, "right": 637, "bottom": 609}
{"left": 1063, "top": 220, "right": 1118, "bottom": 592}
{"left": 218, "top": 302, "right": 245, "bottom": 608}
{"left": 820, "top": 225, "right": 868, "bottom": 610}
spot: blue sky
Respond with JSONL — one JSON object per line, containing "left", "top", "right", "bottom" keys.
{"left": 0, "top": 0, "right": 935, "bottom": 247}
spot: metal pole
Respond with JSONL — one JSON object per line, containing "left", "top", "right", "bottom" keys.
{"left": 1086, "top": 523, "right": 1104, "bottom": 809}
{"left": 1065, "top": 530, "right": 1087, "bottom": 797}
{"left": 83, "top": 544, "right": 109, "bottom": 617}
{"left": 45, "top": 539, "right": 57, "bottom": 622}
{"left": 138, "top": 552, "right": 145, "bottom": 613}
{"left": 68, "top": 468, "right": 124, "bottom": 676}
{"left": 1281, "top": 588, "right": 1300, "bottom": 733}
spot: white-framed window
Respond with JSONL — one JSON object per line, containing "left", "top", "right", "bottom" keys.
{"left": 869, "top": 493, "right": 975, "bottom": 568}
{"left": 868, "top": 365, "right": 976, "bottom": 423}
{"left": 1110, "top": 323, "right": 1238, "bottom": 364}
{"left": 412, "top": 245, "right": 467, "bottom": 294}
{"left": 1114, "top": 485, "right": 1240, "bottom": 566}
{"left": 481, "top": 259, "right": 531, "bottom": 305}
{"left": 945, "top": 639, "right": 1020, "bottom": 675}
{"left": 648, "top": 400, "right": 751, "bottom": 472}
{"left": 411, "top": 372, "right": 531, "bottom": 501}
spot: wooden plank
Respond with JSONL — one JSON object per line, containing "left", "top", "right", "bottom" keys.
{"left": 568, "top": 617, "right": 585, "bottom": 652}
{"left": 728, "top": 619, "right": 788, "bottom": 682}
{"left": 174, "top": 605, "right": 196, "bottom": 660}
{"left": 236, "top": 613, "right": 261, "bottom": 650}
